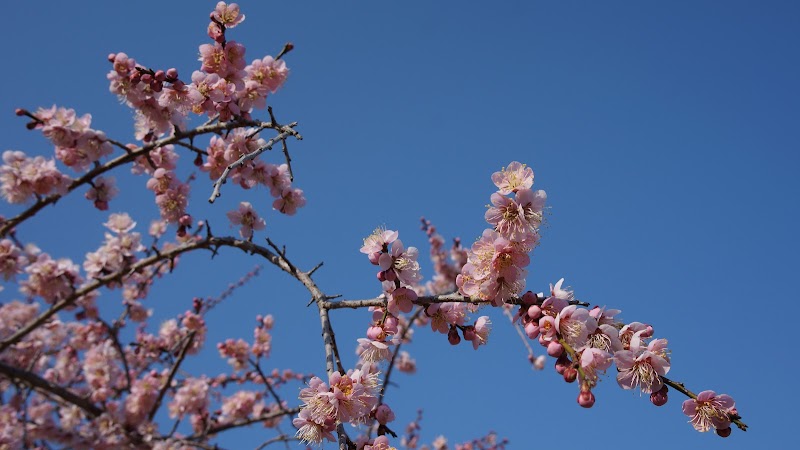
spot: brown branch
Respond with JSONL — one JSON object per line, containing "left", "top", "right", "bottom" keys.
{"left": 1, "top": 118, "right": 286, "bottom": 238}
{"left": 0, "top": 360, "right": 102, "bottom": 418}
{"left": 148, "top": 331, "right": 196, "bottom": 422}
{"left": 0, "top": 235, "right": 284, "bottom": 353}
{"left": 378, "top": 307, "right": 424, "bottom": 406}
{"left": 323, "top": 292, "right": 589, "bottom": 310}
{"left": 185, "top": 407, "right": 301, "bottom": 439}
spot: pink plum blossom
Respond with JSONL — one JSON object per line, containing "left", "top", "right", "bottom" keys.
{"left": 212, "top": 2, "right": 246, "bottom": 28}
{"left": 615, "top": 331, "right": 671, "bottom": 394}
{"left": 682, "top": 390, "right": 736, "bottom": 433}
{"left": 226, "top": 201, "right": 266, "bottom": 239}
{"left": 492, "top": 161, "right": 534, "bottom": 195}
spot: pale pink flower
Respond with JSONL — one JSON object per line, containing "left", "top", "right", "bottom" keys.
{"left": 492, "top": 161, "right": 534, "bottom": 194}
{"left": 104, "top": 213, "right": 136, "bottom": 234}
{"left": 226, "top": 201, "right": 266, "bottom": 239}
{"left": 375, "top": 404, "right": 395, "bottom": 424}
{"left": 293, "top": 408, "right": 335, "bottom": 444}
{"left": 212, "top": 2, "right": 246, "bottom": 28}
{"left": 387, "top": 286, "right": 416, "bottom": 315}
{"left": 218, "top": 338, "right": 250, "bottom": 371}
{"left": 220, "top": 391, "right": 261, "bottom": 421}
{"left": 85, "top": 176, "right": 118, "bottom": 210}
{"left": 615, "top": 332, "right": 671, "bottom": 394}
{"left": 273, "top": 187, "right": 306, "bottom": 215}
{"left": 361, "top": 228, "right": 399, "bottom": 254}
{"left": 21, "top": 254, "right": 82, "bottom": 303}
{"left": 125, "top": 371, "right": 162, "bottom": 423}
{"left": 0, "top": 239, "right": 25, "bottom": 281}
{"left": 555, "top": 305, "right": 597, "bottom": 349}
{"left": 682, "top": 390, "right": 736, "bottom": 432}
{"left": 246, "top": 56, "right": 289, "bottom": 93}
{"left": 356, "top": 338, "right": 391, "bottom": 363}
{"left": 364, "top": 435, "right": 397, "bottom": 450}
{"left": 396, "top": 351, "right": 417, "bottom": 374}
{"left": 470, "top": 316, "right": 492, "bottom": 350}
{"left": 378, "top": 239, "right": 422, "bottom": 285}
{"left": 168, "top": 377, "right": 209, "bottom": 419}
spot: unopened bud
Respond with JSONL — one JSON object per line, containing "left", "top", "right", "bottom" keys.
{"left": 563, "top": 367, "right": 577, "bottom": 383}
{"left": 447, "top": 327, "right": 461, "bottom": 345}
{"left": 546, "top": 341, "right": 563, "bottom": 357}
{"left": 578, "top": 390, "right": 595, "bottom": 408}
{"left": 650, "top": 386, "right": 668, "bottom": 406}
{"left": 716, "top": 427, "right": 732, "bottom": 438}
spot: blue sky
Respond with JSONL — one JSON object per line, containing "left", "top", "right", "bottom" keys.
{"left": 3, "top": 1, "right": 798, "bottom": 448}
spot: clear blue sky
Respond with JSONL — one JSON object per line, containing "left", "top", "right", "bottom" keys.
{"left": 3, "top": 1, "right": 798, "bottom": 448}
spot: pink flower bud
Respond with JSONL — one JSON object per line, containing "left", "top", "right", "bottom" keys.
{"left": 367, "top": 326, "right": 385, "bottom": 341}
{"left": 166, "top": 68, "right": 179, "bottom": 80}
{"left": 179, "top": 214, "right": 193, "bottom": 227}
{"left": 563, "top": 367, "right": 577, "bottom": 383}
{"left": 527, "top": 305, "right": 542, "bottom": 319}
{"left": 546, "top": 341, "right": 563, "bottom": 357}
{"left": 375, "top": 404, "right": 395, "bottom": 425}
{"left": 376, "top": 271, "right": 386, "bottom": 282}
{"left": 383, "top": 315, "right": 399, "bottom": 334}
{"left": 107, "top": 53, "right": 116, "bottom": 62}
{"left": 368, "top": 252, "right": 382, "bottom": 265}
{"left": 154, "top": 70, "right": 166, "bottom": 82}
{"left": 524, "top": 322, "right": 540, "bottom": 339}
{"left": 462, "top": 326, "right": 476, "bottom": 341}
{"left": 650, "top": 386, "right": 668, "bottom": 406}
{"left": 716, "top": 427, "right": 732, "bottom": 438}
{"left": 447, "top": 327, "right": 461, "bottom": 345}
{"left": 578, "top": 390, "right": 595, "bottom": 408}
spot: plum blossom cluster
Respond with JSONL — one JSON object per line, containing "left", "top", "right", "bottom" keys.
{"left": 509, "top": 276, "right": 740, "bottom": 436}
{"left": 356, "top": 229, "right": 422, "bottom": 363}
{"left": 457, "top": 162, "right": 545, "bottom": 307}
{"left": 293, "top": 365, "right": 386, "bottom": 445}
{"left": 201, "top": 130, "right": 306, "bottom": 216}
{"left": 107, "top": 2, "right": 288, "bottom": 141}
{"left": 28, "top": 105, "right": 114, "bottom": 173}
{"left": 0, "top": 150, "right": 71, "bottom": 204}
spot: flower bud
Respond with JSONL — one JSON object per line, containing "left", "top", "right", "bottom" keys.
{"left": 546, "top": 341, "right": 563, "bottom": 357}
{"left": 166, "top": 68, "right": 179, "bottom": 80}
{"left": 368, "top": 252, "right": 382, "bottom": 265}
{"left": 462, "top": 326, "right": 476, "bottom": 341}
{"left": 447, "top": 327, "right": 461, "bottom": 345}
{"left": 563, "top": 367, "right": 577, "bottom": 383}
{"left": 650, "top": 386, "right": 668, "bottom": 406}
{"left": 578, "top": 390, "right": 595, "bottom": 408}
{"left": 527, "top": 305, "right": 542, "bottom": 320}
{"left": 524, "top": 321, "right": 540, "bottom": 339}
{"left": 375, "top": 404, "right": 395, "bottom": 425}
{"left": 367, "top": 326, "right": 385, "bottom": 341}
{"left": 716, "top": 427, "right": 732, "bottom": 438}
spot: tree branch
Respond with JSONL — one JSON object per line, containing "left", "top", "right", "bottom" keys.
{"left": 0, "top": 360, "right": 102, "bottom": 418}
